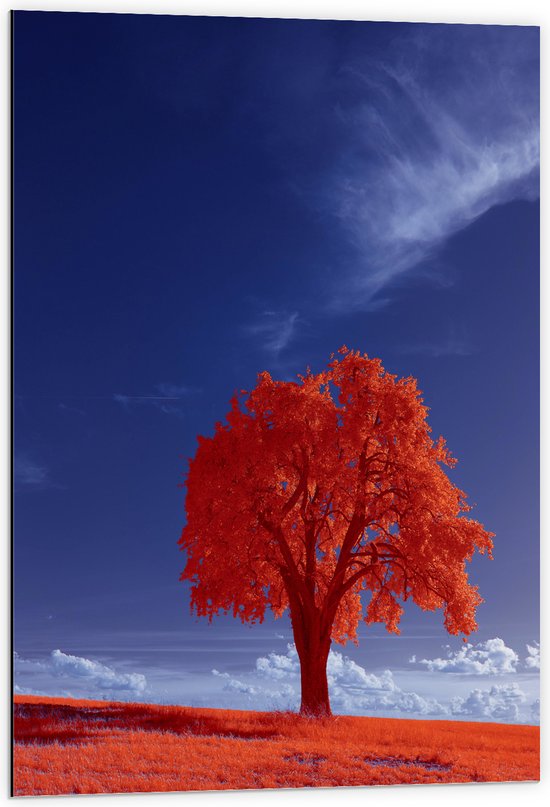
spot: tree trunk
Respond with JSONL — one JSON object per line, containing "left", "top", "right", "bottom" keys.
{"left": 296, "top": 630, "right": 332, "bottom": 717}
{"left": 287, "top": 592, "right": 333, "bottom": 717}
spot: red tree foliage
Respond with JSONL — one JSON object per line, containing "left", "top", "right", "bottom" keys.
{"left": 179, "top": 348, "right": 494, "bottom": 716}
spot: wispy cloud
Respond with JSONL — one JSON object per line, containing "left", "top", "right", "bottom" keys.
{"left": 58, "top": 402, "right": 86, "bottom": 415}
{"left": 245, "top": 310, "right": 301, "bottom": 358}
{"left": 14, "top": 454, "right": 54, "bottom": 490}
{"left": 321, "top": 26, "right": 539, "bottom": 309}
{"left": 113, "top": 383, "right": 195, "bottom": 416}
{"left": 398, "top": 331, "right": 475, "bottom": 358}
{"left": 155, "top": 383, "right": 192, "bottom": 398}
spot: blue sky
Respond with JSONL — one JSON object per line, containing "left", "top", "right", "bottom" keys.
{"left": 13, "top": 12, "right": 539, "bottom": 723}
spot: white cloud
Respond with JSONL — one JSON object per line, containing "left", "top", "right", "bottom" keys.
{"left": 413, "top": 637, "right": 519, "bottom": 675}
{"left": 14, "top": 650, "right": 147, "bottom": 700}
{"left": 212, "top": 669, "right": 258, "bottom": 696}
{"left": 451, "top": 683, "right": 527, "bottom": 722}
{"left": 327, "top": 651, "right": 396, "bottom": 693}
{"left": 525, "top": 642, "right": 540, "bottom": 670}
{"left": 256, "top": 645, "right": 300, "bottom": 679}
{"left": 50, "top": 650, "right": 147, "bottom": 694}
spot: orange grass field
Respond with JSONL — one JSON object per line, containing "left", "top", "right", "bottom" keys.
{"left": 13, "top": 695, "right": 539, "bottom": 795}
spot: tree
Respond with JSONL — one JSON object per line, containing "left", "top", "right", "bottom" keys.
{"left": 179, "top": 347, "right": 494, "bottom": 717}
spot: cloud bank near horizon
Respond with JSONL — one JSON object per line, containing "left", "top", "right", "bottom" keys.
{"left": 13, "top": 637, "right": 539, "bottom": 724}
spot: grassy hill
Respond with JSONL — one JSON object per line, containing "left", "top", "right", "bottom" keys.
{"left": 13, "top": 695, "right": 539, "bottom": 795}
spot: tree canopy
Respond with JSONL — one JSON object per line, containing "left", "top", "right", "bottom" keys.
{"left": 180, "top": 347, "right": 494, "bottom": 715}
